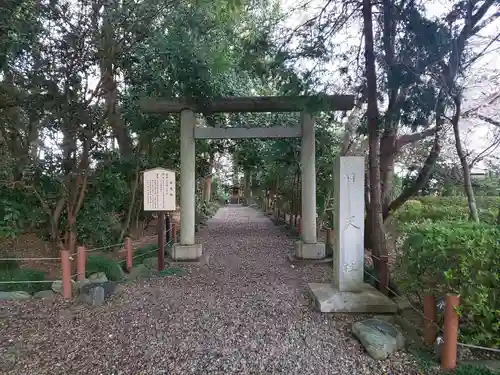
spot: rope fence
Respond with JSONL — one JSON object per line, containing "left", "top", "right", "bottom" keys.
{"left": 364, "top": 253, "right": 500, "bottom": 354}
{"left": 0, "top": 257, "right": 61, "bottom": 261}
{"left": 84, "top": 242, "right": 125, "bottom": 253}
{"left": 0, "top": 280, "right": 59, "bottom": 284}
{"left": 0, "top": 222, "right": 179, "bottom": 299}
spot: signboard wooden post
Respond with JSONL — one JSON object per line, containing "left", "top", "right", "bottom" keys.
{"left": 143, "top": 168, "right": 176, "bottom": 271}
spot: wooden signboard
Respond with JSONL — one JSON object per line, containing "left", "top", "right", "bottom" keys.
{"left": 143, "top": 168, "right": 176, "bottom": 212}
{"left": 143, "top": 168, "right": 176, "bottom": 272}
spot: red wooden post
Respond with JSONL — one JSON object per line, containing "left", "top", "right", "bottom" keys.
{"left": 165, "top": 213, "right": 171, "bottom": 243}
{"left": 157, "top": 212, "right": 165, "bottom": 271}
{"left": 125, "top": 237, "right": 133, "bottom": 272}
{"left": 378, "top": 255, "right": 389, "bottom": 296}
{"left": 441, "top": 294, "right": 460, "bottom": 371}
{"left": 423, "top": 295, "right": 437, "bottom": 345}
{"left": 76, "top": 246, "right": 86, "bottom": 281}
{"left": 60, "top": 249, "right": 72, "bottom": 299}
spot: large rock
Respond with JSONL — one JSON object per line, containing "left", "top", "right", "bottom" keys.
{"left": 51, "top": 279, "right": 76, "bottom": 294}
{"left": 88, "top": 272, "right": 108, "bottom": 283}
{"left": 392, "top": 296, "right": 412, "bottom": 311}
{"left": 0, "top": 291, "right": 31, "bottom": 301}
{"left": 74, "top": 278, "right": 92, "bottom": 292}
{"left": 352, "top": 318, "right": 405, "bottom": 360}
{"left": 33, "top": 290, "right": 56, "bottom": 299}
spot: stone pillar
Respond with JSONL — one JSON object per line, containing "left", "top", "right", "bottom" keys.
{"left": 294, "top": 112, "right": 325, "bottom": 259}
{"left": 172, "top": 109, "right": 202, "bottom": 260}
{"left": 305, "top": 155, "right": 397, "bottom": 313}
{"left": 333, "top": 156, "right": 365, "bottom": 291}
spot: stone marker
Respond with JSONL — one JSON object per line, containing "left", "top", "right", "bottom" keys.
{"left": 352, "top": 318, "right": 405, "bottom": 360}
{"left": 91, "top": 286, "right": 105, "bottom": 306}
{"left": 80, "top": 282, "right": 116, "bottom": 307}
{"left": 307, "top": 156, "right": 397, "bottom": 313}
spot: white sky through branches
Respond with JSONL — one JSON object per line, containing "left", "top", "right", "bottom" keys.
{"left": 281, "top": 0, "right": 500, "bottom": 172}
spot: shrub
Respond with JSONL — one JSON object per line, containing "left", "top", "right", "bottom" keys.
{"left": 394, "top": 197, "right": 498, "bottom": 225}
{"left": 0, "top": 268, "right": 47, "bottom": 294}
{"left": 0, "top": 257, "right": 20, "bottom": 271}
{"left": 85, "top": 255, "right": 124, "bottom": 281}
{"left": 396, "top": 221, "right": 500, "bottom": 347}
{"left": 131, "top": 244, "right": 158, "bottom": 266}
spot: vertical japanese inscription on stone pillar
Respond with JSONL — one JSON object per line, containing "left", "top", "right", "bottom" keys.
{"left": 334, "top": 156, "right": 365, "bottom": 292}
{"left": 342, "top": 172, "right": 362, "bottom": 274}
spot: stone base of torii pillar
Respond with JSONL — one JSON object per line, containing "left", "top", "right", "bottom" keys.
{"left": 307, "top": 156, "right": 397, "bottom": 313}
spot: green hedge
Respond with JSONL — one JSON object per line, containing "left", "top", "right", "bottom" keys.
{"left": 85, "top": 255, "right": 124, "bottom": 281}
{"left": 396, "top": 221, "right": 500, "bottom": 347}
{"left": 131, "top": 244, "right": 158, "bottom": 266}
{"left": 0, "top": 268, "right": 47, "bottom": 294}
{"left": 393, "top": 197, "right": 498, "bottom": 224}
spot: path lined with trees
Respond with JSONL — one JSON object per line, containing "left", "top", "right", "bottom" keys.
{"left": 0, "top": 206, "right": 425, "bottom": 375}
{"left": 1, "top": 0, "right": 500, "bottom": 373}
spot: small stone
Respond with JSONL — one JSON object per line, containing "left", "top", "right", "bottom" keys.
{"left": 33, "top": 290, "right": 55, "bottom": 299}
{"left": 352, "top": 318, "right": 405, "bottom": 360}
{"left": 88, "top": 272, "right": 108, "bottom": 283}
{"left": 0, "top": 291, "right": 31, "bottom": 300}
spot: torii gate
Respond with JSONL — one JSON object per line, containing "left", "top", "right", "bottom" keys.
{"left": 140, "top": 95, "right": 354, "bottom": 261}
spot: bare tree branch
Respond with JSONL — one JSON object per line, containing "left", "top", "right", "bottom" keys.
{"left": 475, "top": 113, "right": 500, "bottom": 127}
{"left": 396, "top": 127, "right": 437, "bottom": 148}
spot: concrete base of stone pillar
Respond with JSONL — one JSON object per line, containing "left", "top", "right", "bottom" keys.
{"left": 171, "top": 243, "right": 202, "bottom": 260}
{"left": 307, "top": 283, "right": 397, "bottom": 313}
{"left": 294, "top": 241, "right": 325, "bottom": 259}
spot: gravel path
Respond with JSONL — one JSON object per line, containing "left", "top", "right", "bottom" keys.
{"left": 1, "top": 205, "right": 425, "bottom": 375}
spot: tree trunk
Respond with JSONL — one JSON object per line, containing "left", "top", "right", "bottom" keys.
{"left": 203, "top": 176, "right": 212, "bottom": 202}
{"left": 451, "top": 96, "right": 479, "bottom": 222}
{"left": 119, "top": 166, "right": 140, "bottom": 242}
{"left": 100, "top": 1, "right": 134, "bottom": 158}
{"left": 243, "top": 170, "right": 251, "bottom": 202}
{"left": 380, "top": 131, "right": 397, "bottom": 216}
{"left": 363, "top": 0, "right": 388, "bottom": 266}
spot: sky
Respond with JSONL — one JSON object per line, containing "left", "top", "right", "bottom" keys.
{"left": 280, "top": 0, "right": 500, "bottom": 173}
